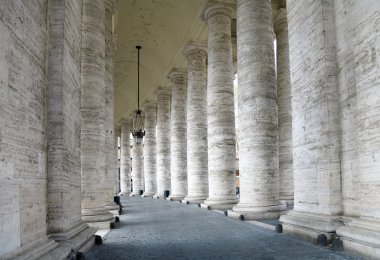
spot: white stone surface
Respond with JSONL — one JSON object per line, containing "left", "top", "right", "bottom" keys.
{"left": 274, "top": 8, "right": 294, "bottom": 205}
{"left": 183, "top": 42, "right": 209, "bottom": 204}
{"left": 143, "top": 103, "right": 157, "bottom": 197}
{"left": 201, "top": 1, "right": 237, "bottom": 210}
{"left": 131, "top": 141, "right": 144, "bottom": 196}
{"left": 155, "top": 89, "right": 171, "bottom": 198}
{"left": 168, "top": 70, "right": 188, "bottom": 201}
{"left": 280, "top": 0, "right": 343, "bottom": 237}
{"left": 120, "top": 118, "right": 131, "bottom": 195}
{"left": 80, "top": 0, "right": 114, "bottom": 226}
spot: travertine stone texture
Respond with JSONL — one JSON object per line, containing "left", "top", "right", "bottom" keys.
{"left": 274, "top": 8, "right": 294, "bottom": 205}
{"left": 120, "top": 118, "right": 131, "bottom": 195}
{"left": 131, "top": 141, "right": 144, "bottom": 195}
{"left": 46, "top": 0, "right": 96, "bottom": 256}
{"left": 142, "top": 103, "right": 157, "bottom": 197}
{"left": 280, "top": 0, "right": 343, "bottom": 237}
{"left": 201, "top": 2, "right": 237, "bottom": 210}
{"left": 231, "top": 0, "right": 285, "bottom": 219}
{"left": 155, "top": 89, "right": 172, "bottom": 198}
{"left": 183, "top": 42, "right": 209, "bottom": 204}
{"left": 104, "top": 0, "right": 119, "bottom": 212}
{"left": 80, "top": 0, "right": 114, "bottom": 226}
{"left": 334, "top": 1, "right": 380, "bottom": 258}
{"left": 0, "top": 1, "right": 57, "bottom": 258}
{"left": 168, "top": 70, "right": 188, "bottom": 201}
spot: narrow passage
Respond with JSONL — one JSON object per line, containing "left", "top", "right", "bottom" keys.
{"left": 86, "top": 197, "right": 360, "bottom": 260}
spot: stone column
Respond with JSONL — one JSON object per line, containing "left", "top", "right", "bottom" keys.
{"left": 131, "top": 139, "right": 144, "bottom": 196}
{"left": 274, "top": 8, "right": 293, "bottom": 206}
{"left": 229, "top": 0, "right": 285, "bottom": 220}
{"left": 168, "top": 70, "right": 188, "bottom": 201}
{"left": 155, "top": 89, "right": 172, "bottom": 198}
{"left": 201, "top": 2, "right": 237, "bottom": 210}
{"left": 120, "top": 118, "right": 131, "bottom": 195}
{"left": 114, "top": 127, "right": 121, "bottom": 195}
{"left": 142, "top": 103, "right": 158, "bottom": 197}
{"left": 182, "top": 42, "right": 209, "bottom": 204}
{"left": 80, "top": 0, "right": 114, "bottom": 229}
{"left": 104, "top": 0, "right": 119, "bottom": 214}
{"left": 45, "top": 0, "right": 96, "bottom": 256}
{"left": 280, "top": 0, "right": 343, "bottom": 241}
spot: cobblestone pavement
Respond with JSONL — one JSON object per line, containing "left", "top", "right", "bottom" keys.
{"left": 86, "top": 197, "right": 361, "bottom": 260}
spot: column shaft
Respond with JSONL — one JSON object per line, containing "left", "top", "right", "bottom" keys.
{"left": 183, "top": 43, "right": 209, "bottom": 204}
{"left": 231, "top": 0, "right": 285, "bottom": 219}
{"left": 168, "top": 70, "right": 188, "bottom": 201}
{"left": 143, "top": 103, "right": 157, "bottom": 197}
{"left": 201, "top": 2, "right": 237, "bottom": 210}
{"left": 80, "top": 0, "right": 113, "bottom": 228}
{"left": 131, "top": 141, "right": 144, "bottom": 195}
{"left": 120, "top": 119, "right": 131, "bottom": 195}
{"left": 155, "top": 89, "right": 171, "bottom": 198}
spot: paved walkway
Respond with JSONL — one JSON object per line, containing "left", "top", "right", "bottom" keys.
{"left": 86, "top": 197, "right": 361, "bottom": 260}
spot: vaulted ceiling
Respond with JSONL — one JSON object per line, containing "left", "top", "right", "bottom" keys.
{"left": 113, "top": 0, "right": 285, "bottom": 123}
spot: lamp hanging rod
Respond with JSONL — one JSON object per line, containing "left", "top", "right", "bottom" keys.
{"left": 136, "top": 45, "right": 141, "bottom": 111}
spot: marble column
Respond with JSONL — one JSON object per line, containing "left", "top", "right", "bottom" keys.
{"left": 201, "top": 2, "right": 237, "bottom": 210}
{"left": 80, "top": 0, "right": 114, "bottom": 229}
{"left": 131, "top": 139, "right": 144, "bottom": 196}
{"left": 182, "top": 42, "right": 209, "bottom": 204}
{"left": 46, "top": 0, "right": 96, "bottom": 256}
{"left": 229, "top": 0, "right": 285, "bottom": 220}
{"left": 120, "top": 118, "right": 131, "bottom": 195}
{"left": 280, "top": 0, "right": 343, "bottom": 241}
{"left": 142, "top": 103, "right": 158, "bottom": 197}
{"left": 155, "top": 89, "right": 172, "bottom": 198}
{"left": 274, "top": 8, "right": 294, "bottom": 206}
{"left": 104, "top": 0, "right": 119, "bottom": 214}
{"left": 168, "top": 70, "right": 188, "bottom": 201}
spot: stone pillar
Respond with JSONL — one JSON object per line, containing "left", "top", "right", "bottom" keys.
{"left": 45, "top": 0, "right": 96, "bottom": 255}
{"left": 274, "top": 8, "right": 293, "bottom": 206}
{"left": 201, "top": 2, "right": 237, "bottom": 210}
{"left": 182, "top": 42, "right": 209, "bottom": 204}
{"left": 80, "top": 0, "right": 114, "bottom": 229}
{"left": 155, "top": 89, "right": 172, "bottom": 198}
{"left": 120, "top": 118, "right": 131, "bottom": 195}
{"left": 104, "top": 0, "right": 119, "bottom": 214}
{"left": 142, "top": 103, "right": 158, "bottom": 197}
{"left": 168, "top": 70, "right": 188, "bottom": 201}
{"left": 131, "top": 139, "right": 144, "bottom": 196}
{"left": 280, "top": 0, "right": 343, "bottom": 241}
{"left": 229, "top": 0, "right": 285, "bottom": 220}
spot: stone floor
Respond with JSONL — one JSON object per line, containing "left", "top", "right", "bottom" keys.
{"left": 86, "top": 197, "right": 361, "bottom": 260}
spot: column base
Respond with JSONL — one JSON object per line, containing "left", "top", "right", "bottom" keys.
{"left": 336, "top": 217, "right": 380, "bottom": 259}
{"left": 229, "top": 203, "right": 286, "bottom": 220}
{"left": 105, "top": 201, "right": 120, "bottom": 216}
{"left": 40, "top": 222, "right": 96, "bottom": 259}
{"left": 142, "top": 192, "right": 155, "bottom": 198}
{"left": 201, "top": 198, "right": 238, "bottom": 210}
{"left": 82, "top": 208, "right": 114, "bottom": 230}
{"left": 182, "top": 195, "right": 207, "bottom": 204}
{"left": 280, "top": 210, "right": 343, "bottom": 243}
{"left": 153, "top": 194, "right": 161, "bottom": 199}
{"left": 168, "top": 195, "right": 185, "bottom": 201}
{"left": 2, "top": 236, "right": 58, "bottom": 260}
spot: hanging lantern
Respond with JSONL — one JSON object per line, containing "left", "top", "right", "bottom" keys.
{"left": 131, "top": 46, "right": 145, "bottom": 144}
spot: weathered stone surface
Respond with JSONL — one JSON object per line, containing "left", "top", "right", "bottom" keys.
{"left": 280, "top": 0, "right": 343, "bottom": 236}
{"left": 168, "top": 70, "right": 188, "bottom": 201}
{"left": 155, "top": 89, "right": 171, "bottom": 198}
{"left": 183, "top": 42, "right": 209, "bottom": 204}
{"left": 231, "top": 0, "right": 285, "bottom": 220}
{"left": 120, "top": 118, "right": 131, "bottom": 195}
{"left": 45, "top": 0, "right": 96, "bottom": 256}
{"left": 334, "top": 1, "right": 380, "bottom": 258}
{"left": 274, "top": 8, "right": 293, "bottom": 205}
{"left": 131, "top": 141, "right": 144, "bottom": 195}
{"left": 80, "top": 0, "right": 114, "bottom": 227}
{"left": 201, "top": 2, "right": 237, "bottom": 210}
{"left": 143, "top": 103, "right": 157, "bottom": 197}
{"left": 104, "top": 0, "right": 119, "bottom": 213}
